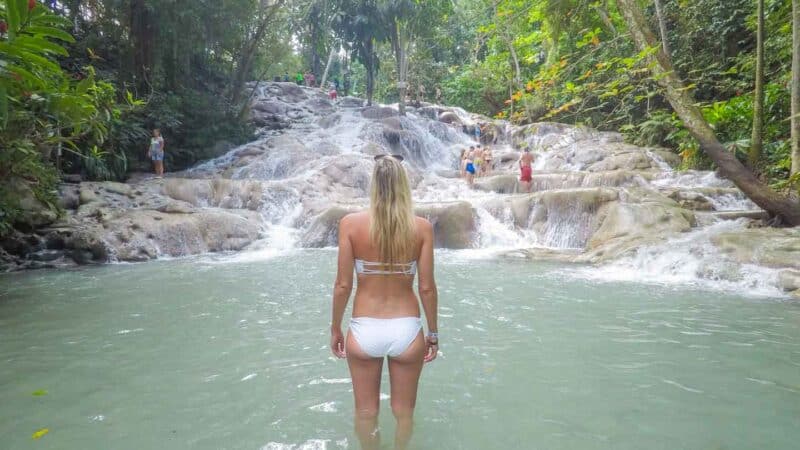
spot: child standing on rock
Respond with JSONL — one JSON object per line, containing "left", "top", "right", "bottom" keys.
{"left": 148, "top": 129, "right": 165, "bottom": 178}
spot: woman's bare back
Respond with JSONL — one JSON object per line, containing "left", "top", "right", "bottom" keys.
{"left": 340, "top": 211, "right": 433, "bottom": 319}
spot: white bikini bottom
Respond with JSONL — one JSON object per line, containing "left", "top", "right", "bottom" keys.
{"left": 349, "top": 317, "right": 422, "bottom": 358}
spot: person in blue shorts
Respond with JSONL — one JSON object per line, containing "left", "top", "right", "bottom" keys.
{"left": 464, "top": 147, "right": 476, "bottom": 187}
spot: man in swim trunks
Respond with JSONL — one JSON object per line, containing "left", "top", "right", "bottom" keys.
{"left": 519, "top": 149, "right": 534, "bottom": 193}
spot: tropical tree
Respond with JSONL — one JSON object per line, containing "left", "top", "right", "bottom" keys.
{"left": 792, "top": 0, "right": 800, "bottom": 176}
{"left": 750, "top": 0, "right": 765, "bottom": 167}
{"left": 617, "top": 0, "right": 800, "bottom": 225}
{"left": 333, "top": 0, "right": 385, "bottom": 105}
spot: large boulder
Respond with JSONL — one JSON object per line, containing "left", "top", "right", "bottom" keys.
{"left": 301, "top": 201, "right": 477, "bottom": 249}
{"left": 778, "top": 269, "right": 800, "bottom": 292}
{"left": 416, "top": 202, "right": 476, "bottom": 249}
{"left": 301, "top": 205, "right": 359, "bottom": 247}
{"left": 580, "top": 196, "right": 696, "bottom": 261}
{"left": 438, "top": 111, "right": 462, "bottom": 125}
{"left": 6, "top": 179, "right": 58, "bottom": 228}
{"left": 101, "top": 208, "right": 262, "bottom": 262}
{"left": 710, "top": 228, "right": 800, "bottom": 270}
{"left": 361, "top": 106, "right": 398, "bottom": 120}
{"left": 162, "top": 178, "right": 266, "bottom": 211}
{"left": 474, "top": 174, "right": 520, "bottom": 194}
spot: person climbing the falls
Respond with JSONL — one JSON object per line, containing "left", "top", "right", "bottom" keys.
{"left": 147, "top": 128, "right": 165, "bottom": 178}
{"left": 464, "top": 146, "right": 476, "bottom": 187}
{"left": 472, "top": 145, "right": 483, "bottom": 179}
{"left": 330, "top": 154, "right": 439, "bottom": 450}
{"left": 459, "top": 148, "right": 469, "bottom": 178}
{"left": 329, "top": 81, "right": 338, "bottom": 101}
{"left": 519, "top": 148, "right": 535, "bottom": 193}
{"left": 482, "top": 146, "right": 493, "bottom": 176}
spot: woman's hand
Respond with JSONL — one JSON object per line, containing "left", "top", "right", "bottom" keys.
{"left": 424, "top": 337, "right": 438, "bottom": 363}
{"left": 330, "top": 328, "right": 346, "bottom": 358}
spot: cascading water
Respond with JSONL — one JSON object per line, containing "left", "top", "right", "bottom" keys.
{"left": 178, "top": 82, "right": 788, "bottom": 296}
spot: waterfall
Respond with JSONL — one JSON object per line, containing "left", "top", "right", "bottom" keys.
{"left": 174, "top": 82, "right": 787, "bottom": 295}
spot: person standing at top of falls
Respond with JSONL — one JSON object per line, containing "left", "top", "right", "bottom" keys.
{"left": 473, "top": 123, "right": 481, "bottom": 143}
{"left": 295, "top": 72, "right": 304, "bottom": 85}
{"left": 519, "top": 148, "right": 535, "bottom": 193}
{"left": 283, "top": 71, "right": 290, "bottom": 82}
{"left": 328, "top": 81, "right": 338, "bottom": 101}
{"left": 308, "top": 71, "right": 316, "bottom": 88}
{"left": 416, "top": 84, "right": 426, "bottom": 106}
{"left": 434, "top": 86, "right": 442, "bottom": 104}
{"left": 330, "top": 154, "right": 439, "bottom": 450}
{"left": 147, "top": 128, "right": 165, "bottom": 178}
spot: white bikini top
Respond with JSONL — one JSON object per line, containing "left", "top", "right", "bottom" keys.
{"left": 354, "top": 259, "right": 417, "bottom": 276}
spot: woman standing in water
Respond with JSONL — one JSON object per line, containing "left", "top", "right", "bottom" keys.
{"left": 330, "top": 154, "right": 439, "bottom": 450}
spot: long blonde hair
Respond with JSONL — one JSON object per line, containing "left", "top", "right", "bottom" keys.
{"left": 370, "top": 156, "right": 416, "bottom": 265}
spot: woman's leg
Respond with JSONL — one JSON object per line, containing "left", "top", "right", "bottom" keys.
{"left": 346, "top": 332, "right": 384, "bottom": 450}
{"left": 387, "top": 332, "right": 425, "bottom": 450}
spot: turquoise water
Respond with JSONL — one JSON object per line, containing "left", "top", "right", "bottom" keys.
{"left": 1, "top": 250, "right": 799, "bottom": 449}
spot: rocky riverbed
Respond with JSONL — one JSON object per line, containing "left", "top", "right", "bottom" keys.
{"left": 1, "top": 82, "right": 798, "bottom": 297}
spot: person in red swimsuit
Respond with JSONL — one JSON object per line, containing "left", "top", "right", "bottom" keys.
{"left": 519, "top": 149, "right": 534, "bottom": 193}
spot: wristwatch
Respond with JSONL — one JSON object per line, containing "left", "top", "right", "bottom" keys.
{"left": 427, "top": 331, "right": 438, "bottom": 344}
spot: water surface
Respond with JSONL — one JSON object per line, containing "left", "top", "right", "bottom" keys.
{"left": 1, "top": 251, "right": 799, "bottom": 449}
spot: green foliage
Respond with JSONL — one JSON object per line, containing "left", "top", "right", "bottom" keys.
{"left": 0, "top": 0, "right": 134, "bottom": 232}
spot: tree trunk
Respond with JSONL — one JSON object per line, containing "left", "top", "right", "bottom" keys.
{"left": 653, "top": 0, "right": 671, "bottom": 56}
{"left": 230, "top": 1, "right": 283, "bottom": 105}
{"left": 390, "top": 20, "right": 411, "bottom": 116}
{"left": 319, "top": 45, "right": 336, "bottom": 90}
{"left": 365, "top": 39, "right": 375, "bottom": 106}
{"left": 792, "top": 0, "right": 800, "bottom": 175}
{"left": 130, "top": 0, "right": 155, "bottom": 93}
{"left": 750, "top": 0, "right": 765, "bottom": 167}
{"left": 597, "top": 0, "right": 618, "bottom": 36}
{"left": 617, "top": 0, "right": 800, "bottom": 225}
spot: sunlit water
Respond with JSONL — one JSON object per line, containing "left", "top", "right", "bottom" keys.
{"left": 1, "top": 251, "right": 799, "bottom": 450}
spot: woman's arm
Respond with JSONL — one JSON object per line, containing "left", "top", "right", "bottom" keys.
{"left": 330, "top": 215, "right": 355, "bottom": 358}
{"left": 417, "top": 219, "right": 438, "bottom": 362}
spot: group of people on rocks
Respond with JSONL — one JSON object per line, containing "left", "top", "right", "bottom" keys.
{"left": 459, "top": 145, "right": 493, "bottom": 186}
{"left": 281, "top": 70, "right": 349, "bottom": 100}
{"left": 458, "top": 143, "right": 535, "bottom": 193}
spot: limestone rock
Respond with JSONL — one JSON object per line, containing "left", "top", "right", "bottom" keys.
{"left": 416, "top": 202, "right": 476, "bottom": 249}
{"left": 338, "top": 97, "right": 365, "bottom": 108}
{"left": 302, "top": 202, "right": 476, "bottom": 249}
{"left": 588, "top": 201, "right": 694, "bottom": 248}
{"left": 317, "top": 113, "right": 342, "bottom": 129}
{"left": 79, "top": 187, "right": 100, "bottom": 205}
{"left": 778, "top": 269, "right": 800, "bottom": 292}
{"left": 438, "top": 111, "right": 462, "bottom": 125}
{"left": 711, "top": 228, "right": 800, "bottom": 270}
{"left": 474, "top": 174, "right": 520, "bottom": 194}
{"left": 301, "top": 205, "right": 360, "bottom": 247}
{"left": 7, "top": 179, "right": 58, "bottom": 228}
{"left": 361, "top": 106, "right": 398, "bottom": 120}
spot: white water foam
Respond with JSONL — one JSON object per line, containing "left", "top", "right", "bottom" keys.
{"left": 564, "top": 220, "right": 785, "bottom": 297}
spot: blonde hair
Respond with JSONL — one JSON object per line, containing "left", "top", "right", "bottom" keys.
{"left": 370, "top": 156, "right": 416, "bottom": 266}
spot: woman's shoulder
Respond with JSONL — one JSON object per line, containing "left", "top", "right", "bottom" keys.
{"left": 414, "top": 216, "right": 433, "bottom": 233}
{"left": 340, "top": 210, "right": 368, "bottom": 226}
